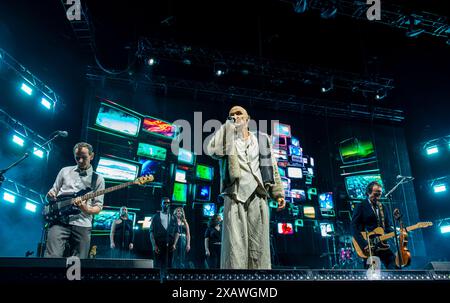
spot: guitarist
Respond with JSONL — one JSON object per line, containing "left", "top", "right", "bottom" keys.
{"left": 351, "top": 181, "right": 397, "bottom": 269}
{"left": 44, "top": 142, "right": 105, "bottom": 259}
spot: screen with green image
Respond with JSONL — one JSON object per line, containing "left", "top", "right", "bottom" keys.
{"left": 172, "top": 182, "right": 188, "bottom": 203}
{"left": 339, "top": 137, "right": 375, "bottom": 164}
{"left": 137, "top": 142, "right": 167, "bottom": 161}
{"left": 196, "top": 164, "right": 214, "bottom": 181}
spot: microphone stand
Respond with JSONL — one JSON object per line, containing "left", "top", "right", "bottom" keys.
{"left": 384, "top": 177, "right": 410, "bottom": 270}
{"left": 0, "top": 153, "right": 30, "bottom": 187}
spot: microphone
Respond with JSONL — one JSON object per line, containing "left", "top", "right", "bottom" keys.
{"left": 397, "top": 175, "right": 414, "bottom": 181}
{"left": 57, "top": 130, "right": 68, "bottom": 137}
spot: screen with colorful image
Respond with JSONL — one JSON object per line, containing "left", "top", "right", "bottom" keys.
{"left": 137, "top": 143, "right": 167, "bottom": 161}
{"left": 303, "top": 206, "right": 316, "bottom": 219}
{"left": 142, "top": 117, "right": 177, "bottom": 138}
{"left": 175, "top": 169, "right": 187, "bottom": 183}
{"left": 287, "top": 166, "right": 303, "bottom": 179}
{"left": 320, "top": 223, "right": 335, "bottom": 237}
{"left": 289, "top": 145, "right": 302, "bottom": 157}
{"left": 202, "top": 203, "right": 216, "bottom": 217}
{"left": 196, "top": 164, "right": 214, "bottom": 181}
{"left": 281, "top": 177, "right": 291, "bottom": 191}
{"left": 139, "top": 158, "right": 164, "bottom": 183}
{"left": 278, "top": 167, "right": 286, "bottom": 177}
{"left": 95, "top": 102, "right": 141, "bottom": 137}
{"left": 291, "top": 189, "right": 306, "bottom": 202}
{"left": 345, "top": 174, "right": 384, "bottom": 200}
{"left": 310, "top": 157, "right": 315, "bottom": 167}
{"left": 194, "top": 184, "right": 211, "bottom": 202}
{"left": 172, "top": 182, "right": 188, "bottom": 203}
{"left": 178, "top": 148, "right": 195, "bottom": 166}
{"left": 277, "top": 222, "right": 294, "bottom": 235}
{"left": 93, "top": 209, "right": 136, "bottom": 232}
{"left": 339, "top": 137, "right": 376, "bottom": 164}
{"left": 273, "top": 122, "right": 291, "bottom": 137}
{"left": 97, "top": 157, "right": 140, "bottom": 181}
{"left": 273, "top": 148, "right": 288, "bottom": 161}
{"left": 291, "top": 136, "right": 300, "bottom": 147}
{"left": 319, "top": 192, "right": 334, "bottom": 210}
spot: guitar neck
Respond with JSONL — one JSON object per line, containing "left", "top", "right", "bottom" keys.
{"left": 82, "top": 181, "right": 135, "bottom": 201}
{"left": 380, "top": 224, "right": 421, "bottom": 241}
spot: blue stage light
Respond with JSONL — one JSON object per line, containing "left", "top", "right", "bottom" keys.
{"left": 41, "top": 98, "right": 52, "bottom": 110}
{"left": 426, "top": 146, "right": 439, "bottom": 155}
{"left": 3, "top": 192, "right": 16, "bottom": 203}
{"left": 434, "top": 184, "right": 447, "bottom": 193}
{"left": 33, "top": 147, "right": 44, "bottom": 158}
{"left": 20, "top": 83, "right": 33, "bottom": 95}
{"left": 440, "top": 225, "right": 450, "bottom": 234}
{"left": 12, "top": 134, "right": 25, "bottom": 146}
{"left": 25, "top": 202, "right": 37, "bottom": 213}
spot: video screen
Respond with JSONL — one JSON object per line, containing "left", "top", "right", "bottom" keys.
{"left": 196, "top": 164, "right": 214, "bottom": 181}
{"left": 345, "top": 174, "right": 384, "bottom": 200}
{"left": 172, "top": 182, "right": 188, "bottom": 203}
{"left": 319, "top": 192, "right": 334, "bottom": 210}
{"left": 273, "top": 122, "right": 291, "bottom": 137}
{"left": 178, "top": 148, "right": 195, "bottom": 166}
{"left": 339, "top": 137, "right": 376, "bottom": 164}
{"left": 93, "top": 209, "right": 136, "bottom": 232}
{"left": 289, "top": 145, "right": 302, "bottom": 157}
{"left": 310, "top": 157, "right": 315, "bottom": 167}
{"left": 320, "top": 223, "right": 335, "bottom": 237}
{"left": 139, "top": 158, "right": 164, "bottom": 183}
{"left": 278, "top": 167, "right": 286, "bottom": 177}
{"left": 142, "top": 117, "right": 177, "bottom": 138}
{"left": 202, "top": 203, "right": 216, "bottom": 217}
{"left": 95, "top": 102, "right": 141, "bottom": 137}
{"left": 273, "top": 148, "right": 288, "bottom": 161}
{"left": 194, "top": 184, "right": 211, "bottom": 202}
{"left": 291, "top": 189, "right": 306, "bottom": 202}
{"left": 291, "top": 136, "right": 300, "bottom": 147}
{"left": 287, "top": 166, "right": 303, "bottom": 179}
{"left": 281, "top": 177, "right": 291, "bottom": 191}
{"left": 303, "top": 206, "right": 316, "bottom": 219}
{"left": 137, "top": 142, "right": 167, "bottom": 161}
{"left": 272, "top": 135, "right": 287, "bottom": 148}
{"left": 175, "top": 169, "right": 187, "bottom": 183}
{"left": 97, "top": 156, "right": 140, "bottom": 182}
{"left": 277, "top": 222, "right": 294, "bottom": 235}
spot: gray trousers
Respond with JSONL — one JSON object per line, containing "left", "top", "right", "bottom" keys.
{"left": 221, "top": 192, "right": 271, "bottom": 269}
{"left": 44, "top": 224, "right": 91, "bottom": 259}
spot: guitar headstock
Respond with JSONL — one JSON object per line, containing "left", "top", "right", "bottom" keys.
{"left": 135, "top": 175, "right": 154, "bottom": 185}
{"left": 417, "top": 221, "right": 433, "bottom": 228}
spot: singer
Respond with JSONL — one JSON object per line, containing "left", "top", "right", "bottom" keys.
{"left": 206, "top": 105, "right": 285, "bottom": 269}
{"left": 351, "top": 181, "right": 397, "bottom": 269}
{"left": 44, "top": 142, "right": 105, "bottom": 259}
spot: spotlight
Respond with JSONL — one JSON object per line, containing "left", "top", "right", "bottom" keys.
{"left": 440, "top": 225, "right": 450, "bottom": 234}
{"left": 41, "top": 98, "right": 52, "bottom": 110}
{"left": 12, "top": 134, "right": 25, "bottom": 147}
{"left": 426, "top": 146, "right": 439, "bottom": 155}
{"left": 321, "top": 77, "right": 333, "bottom": 93}
{"left": 25, "top": 202, "right": 37, "bottom": 213}
{"left": 20, "top": 83, "right": 33, "bottom": 95}
{"left": 293, "top": 0, "right": 309, "bottom": 14}
{"left": 147, "top": 58, "right": 156, "bottom": 66}
{"left": 182, "top": 59, "right": 192, "bottom": 65}
{"left": 214, "top": 62, "right": 227, "bottom": 77}
{"left": 433, "top": 184, "right": 447, "bottom": 193}
{"left": 3, "top": 192, "right": 16, "bottom": 204}
{"left": 33, "top": 147, "right": 44, "bottom": 158}
{"left": 375, "top": 88, "right": 387, "bottom": 100}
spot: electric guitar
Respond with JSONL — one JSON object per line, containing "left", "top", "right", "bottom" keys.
{"left": 352, "top": 221, "right": 433, "bottom": 258}
{"left": 43, "top": 175, "right": 154, "bottom": 224}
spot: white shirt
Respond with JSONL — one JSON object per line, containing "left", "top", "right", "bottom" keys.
{"left": 160, "top": 212, "right": 169, "bottom": 230}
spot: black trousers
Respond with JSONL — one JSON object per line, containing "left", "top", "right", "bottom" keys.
{"left": 207, "top": 244, "right": 221, "bottom": 269}
{"left": 153, "top": 241, "right": 173, "bottom": 269}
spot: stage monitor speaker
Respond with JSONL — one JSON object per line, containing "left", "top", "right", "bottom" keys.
{"left": 425, "top": 261, "right": 450, "bottom": 270}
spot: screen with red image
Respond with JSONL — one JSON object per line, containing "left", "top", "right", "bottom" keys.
{"left": 277, "top": 222, "right": 294, "bottom": 235}
{"left": 142, "top": 117, "right": 177, "bottom": 138}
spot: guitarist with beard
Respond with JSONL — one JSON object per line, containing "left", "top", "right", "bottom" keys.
{"left": 44, "top": 142, "right": 105, "bottom": 259}
{"left": 351, "top": 181, "right": 397, "bottom": 269}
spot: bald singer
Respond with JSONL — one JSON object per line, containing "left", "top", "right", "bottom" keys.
{"left": 206, "top": 105, "right": 285, "bottom": 269}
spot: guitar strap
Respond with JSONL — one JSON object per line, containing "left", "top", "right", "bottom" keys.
{"left": 377, "top": 201, "right": 385, "bottom": 230}
{"left": 91, "top": 172, "right": 98, "bottom": 191}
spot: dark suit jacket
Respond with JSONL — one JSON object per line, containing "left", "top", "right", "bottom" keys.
{"left": 149, "top": 212, "right": 178, "bottom": 245}
{"left": 351, "top": 199, "right": 394, "bottom": 250}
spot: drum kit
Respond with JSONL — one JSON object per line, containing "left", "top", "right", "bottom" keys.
{"left": 324, "top": 232, "right": 358, "bottom": 269}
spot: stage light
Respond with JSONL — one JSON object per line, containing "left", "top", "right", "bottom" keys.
{"left": 20, "top": 83, "right": 33, "bottom": 95}
{"left": 214, "top": 62, "right": 227, "bottom": 77}
{"left": 293, "top": 0, "right": 308, "bottom": 14}
{"left": 33, "top": 147, "right": 44, "bottom": 158}
{"left": 216, "top": 70, "right": 224, "bottom": 76}
{"left": 433, "top": 184, "right": 447, "bottom": 193}
{"left": 426, "top": 146, "right": 439, "bottom": 155}
{"left": 12, "top": 134, "right": 25, "bottom": 147}
{"left": 440, "top": 225, "right": 450, "bottom": 234}
{"left": 25, "top": 202, "right": 37, "bottom": 213}
{"left": 147, "top": 58, "right": 156, "bottom": 66}
{"left": 375, "top": 89, "right": 387, "bottom": 100}
{"left": 182, "top": 59, "right": 192, "bottom": 65}
{"left": 321, "top": 77, "right": 333, "bottom": 93}
{"left": 41, "top": 98, "right": 52, "bottom": 110}
{"left": 3, "top": 192, "right": 16, "bottom": 204}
